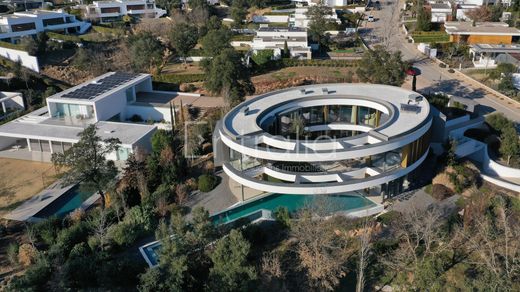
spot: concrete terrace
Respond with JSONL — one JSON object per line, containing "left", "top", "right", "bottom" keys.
{"left": 134, "top": 91, "right": 224, "bottom": 108}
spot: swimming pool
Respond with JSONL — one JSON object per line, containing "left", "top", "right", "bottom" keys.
{"left": 34, "top": 186, "right": 95, "bottom": 218}
{"left": 211, "top": 193, "right": 375, "bottom": 225}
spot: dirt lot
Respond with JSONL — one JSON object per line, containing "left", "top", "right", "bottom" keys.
{"left": 0, "top": 158, "right": 59, "bottom": 217}
{"left": 162, "top": 62, "right": 205, "bottom": 75}
{"left": 252, "top": 66, "right": 359, "bottom": 94}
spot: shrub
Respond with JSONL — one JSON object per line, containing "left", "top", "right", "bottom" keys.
{"left": 448, "top": 68, "right": 455, "bottom": 73}
{"left": 55, "top": 222, "right": 89, "bottom": 253}
{"left": 439, "top": 63, "right": 447, "bottom": 68}
{"left": 153, "top": 73, "right": 205, "bottom": 85}
{"left": 377, "top": 210, "right": 400, "bottom": 225}
{"left": 129, "top": 114, "right": 143, "bottom": 122}
{"left": 18, "top": 243, "right": 38, "bottom": 267}
{"left": 431, "top": 184, "right": 454, "bottom": 200}
{"left": 108, "top": 222, "right": 141, "bottom": 247}
{"left": 198, "top": 174, "right": 217, "bottom": 192}
{"left": 274, "top": 206, "right": 291, "bottom": 228}
{"left": 7, "top": 242, "right": 19, "bottom": 266}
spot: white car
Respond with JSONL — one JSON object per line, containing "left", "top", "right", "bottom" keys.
{"left": 367, "top": 15, "right": 375, "bottom": 22}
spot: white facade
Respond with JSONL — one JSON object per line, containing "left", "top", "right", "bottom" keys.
{"left": 252, "top": 26, "right": 312, "bottom": 59}
{"left": 0, "top": 10, "right": 91, "bottom": 43}
{"left": 290, "top": 7, "right": 340, "bottom": 28}
{"left": 292, "top": 0, "right": 349, "bottom": 7}
{"left": 0, "top": 72, "right": 191, "bottom": 162}
{"left": 430, "top": 3, "right": 452, "bottom": 23}
{"left": 213, "top": 84, "right": 432, "bottom": 199}
{"left": 81, "top": 0, "right": 166, "bottom": 23}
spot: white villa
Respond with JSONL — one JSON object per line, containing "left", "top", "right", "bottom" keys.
{"left": 0, "top": 72, "right": 193, "bottom": 162}
{"left": 430, "top": 2, "right": 452, "bottom": 23}
{"left": 252, "top": 26, "right": 312, "bottom": 59}
{"left": 79, "top": 0, "right": 166, "bottom": 23}
{"left": 0, "top": 10, "right": 90, "bottom": 44}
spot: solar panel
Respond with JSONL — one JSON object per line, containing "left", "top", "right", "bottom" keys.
{"left": 61, "top": 72, "right": 141, "bottom": 100}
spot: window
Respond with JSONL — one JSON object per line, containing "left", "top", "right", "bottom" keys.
{"left": 125, "top": 87, "right": 134, "bottom": 102}
{"left": 42, "top": 17, "right": 65, "bottom": 27}
{"left": 11, "top": 22, "right": 36, "bottom": 32}
{"left": 101, "top": 7, "right": 121, "bottom": 13}
{"left": 127, "top": 4, "right": 145, "bottom": 10}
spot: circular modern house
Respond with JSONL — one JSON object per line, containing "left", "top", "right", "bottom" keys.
{"left": 213, "top": 84, "right": 432, "bottom": 200}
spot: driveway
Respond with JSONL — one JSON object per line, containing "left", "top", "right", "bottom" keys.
{"left": 185, "top": 171, "right": 238, "bottom": 218}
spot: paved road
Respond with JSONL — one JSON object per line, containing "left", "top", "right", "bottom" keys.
{"left": 358, "top": 0, "right": 520, "bottom": 123}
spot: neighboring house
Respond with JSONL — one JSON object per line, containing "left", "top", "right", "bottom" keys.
{"left": 80, "top": 0, "right": 166, "bottom": 23}
{"left": 0, "top": 91, "right": 24, "bottom": 118}
{"left": 469, "top": 43, "right": 520, "bottom": 68}
{"left": 454, "top": 0, "right": 510, "bottom": 5}
{"left": 2, "top": 0, "right": 46, "bottom": 10}
{"left": 292, "top": 0, "right": 351, "bottom": 6}
{"left": 0, "top": 72, "right": 194, "bottom": 162}
{"left": 455, "top": 4, "right": 478, "bottom": 21}
{"left": 444, "top": 21, "right": 520, "bottom": 45}
{"left": 290, "top": 7, "right": 340, "bottom": 28}
{"left": 430, "top": 2, "right": 452, "bottom": 23}
{"left": 252, "top": 26, "right": 312, "bottom": 59}
{"left": 0, "top": 10, "right": 91, "bottom": 44}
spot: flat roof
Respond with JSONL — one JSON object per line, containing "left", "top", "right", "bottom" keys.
{"left": 257, "top": 27, "right": 307, "bottom": 32}
{"left": 0, "top": 118, "right": 155, "bottom": 146}
{"left": 256, "top": 36, "right": 307, "bottom": 42}
{"left": 223, "top": 83, "right": 429, "bottom": 141}
{"left": 444, "top": 21, "right": 520, "bottom": 36}
{"left": 431, "top": 3, "right": 450, "bottom": 9}
{"left": 48, "top": 72, "right": 148, "bottom": 102}
{"left": 471, "top": 43, "right": 520, "bottom": 53}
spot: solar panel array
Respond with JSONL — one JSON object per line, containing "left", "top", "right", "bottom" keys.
{"left": 61, "top": 72, "right": 141, "bottom": 100}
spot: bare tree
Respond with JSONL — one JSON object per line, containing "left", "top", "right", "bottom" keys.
{"left": 291, "top": 206, "right": 356, "bottom": 291}
{"left": 88, "top": 209, "right": 111, "bottom": 251}
{"left": 382, "top": 205, "right": 448, "bottom": 289}
{"left": 356, "top": 217, "right": 375, "bottom": 292}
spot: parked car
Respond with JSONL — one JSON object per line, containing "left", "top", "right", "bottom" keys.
{"left": 368, "top": 15, "right": 375, "bottom": 22}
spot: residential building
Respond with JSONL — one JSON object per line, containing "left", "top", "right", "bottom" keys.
{"left": 444, "top": 21, "right": 520, "bottom": 45}
{"left": 2, "top": 0, "right": 45, "bottom": 10}
{"left": 80, "top": 0, "right": 166, "bottom": 23}
{"left": 469, "top": 43, "right": 520, "bottom": 68}
{"left": 251, "top": 26, "right": 312, "bottom": 59}
{"left": 0, "top": 72, "right": 194, "bottom": 162}
{"left": 292, "top": 0, "right": 351, "bottom": 7}
{"left": 213, "top": 84, "right": 432, "bottom": 200}
{"left": 0, "top": 10, "right": 91, "bottom": 44}
{"left": 290, "top": 7, "right": 340, "bottom": 28}
{"left": 430, "top": 2, "right": 452, "bottom": 23}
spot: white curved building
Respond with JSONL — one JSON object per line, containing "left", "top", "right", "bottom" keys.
{"left": 213, "top": 84, "right": 432, "bottom": 200}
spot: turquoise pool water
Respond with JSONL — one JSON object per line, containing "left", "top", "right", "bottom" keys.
{"left": 35, "top": 186, "right": 94, "bottom": 218}
{"left": 141, "top": 193, "right": 375, "bottom": 266}
{"left": 211, "top": 193, "right": 375, "bottom": 225}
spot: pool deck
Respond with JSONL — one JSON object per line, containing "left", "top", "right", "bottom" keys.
{"left": 3, "top": 180, "right": 100, "bottom": 222}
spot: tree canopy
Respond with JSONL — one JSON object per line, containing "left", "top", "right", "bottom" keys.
{"left": 203, "top": 48, "right": 254, "bottom": 106}
{"left": 356, "top": 46, "right": 407, "bottom": 86}
{"left": 200, "top": 28, "right": 232, "bottom": 57}
{"left": 127, "top": 32, "right": 166, "bottom": 74}
{"left": 306, "top": 5, "right": 336, "bottom": 45}
{"left": 51, "top": 125, "right": 120, "bottom": 209}
{"left": 170, "top": 23, "right": 199, "bottom": 63}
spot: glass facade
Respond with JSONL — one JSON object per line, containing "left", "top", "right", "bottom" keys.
{"left": 53, "top": 103, "right": 94, "bottom": 119}
{"left": 266, "top": 105, "right": 383, "bottom": 138}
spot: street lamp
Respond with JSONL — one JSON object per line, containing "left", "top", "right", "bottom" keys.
{"left": 406, "top": 67, "right": 421, "bottom": 92}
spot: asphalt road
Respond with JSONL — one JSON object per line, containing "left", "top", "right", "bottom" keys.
{"left": 358, "top": 0, "right": 520, "bottom": 123}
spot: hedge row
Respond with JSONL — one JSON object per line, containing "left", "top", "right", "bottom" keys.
{"left": 153, "top": 73, "right": 206, "bottom": 84}
{"left": 231, "top": 34, "right": 255, "bottom": 41}
{"left": 0, "top": 41, "right": 26, "bottom": 51}
{"left": 280, "top": 59, "right": 356, "bottom": 67}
